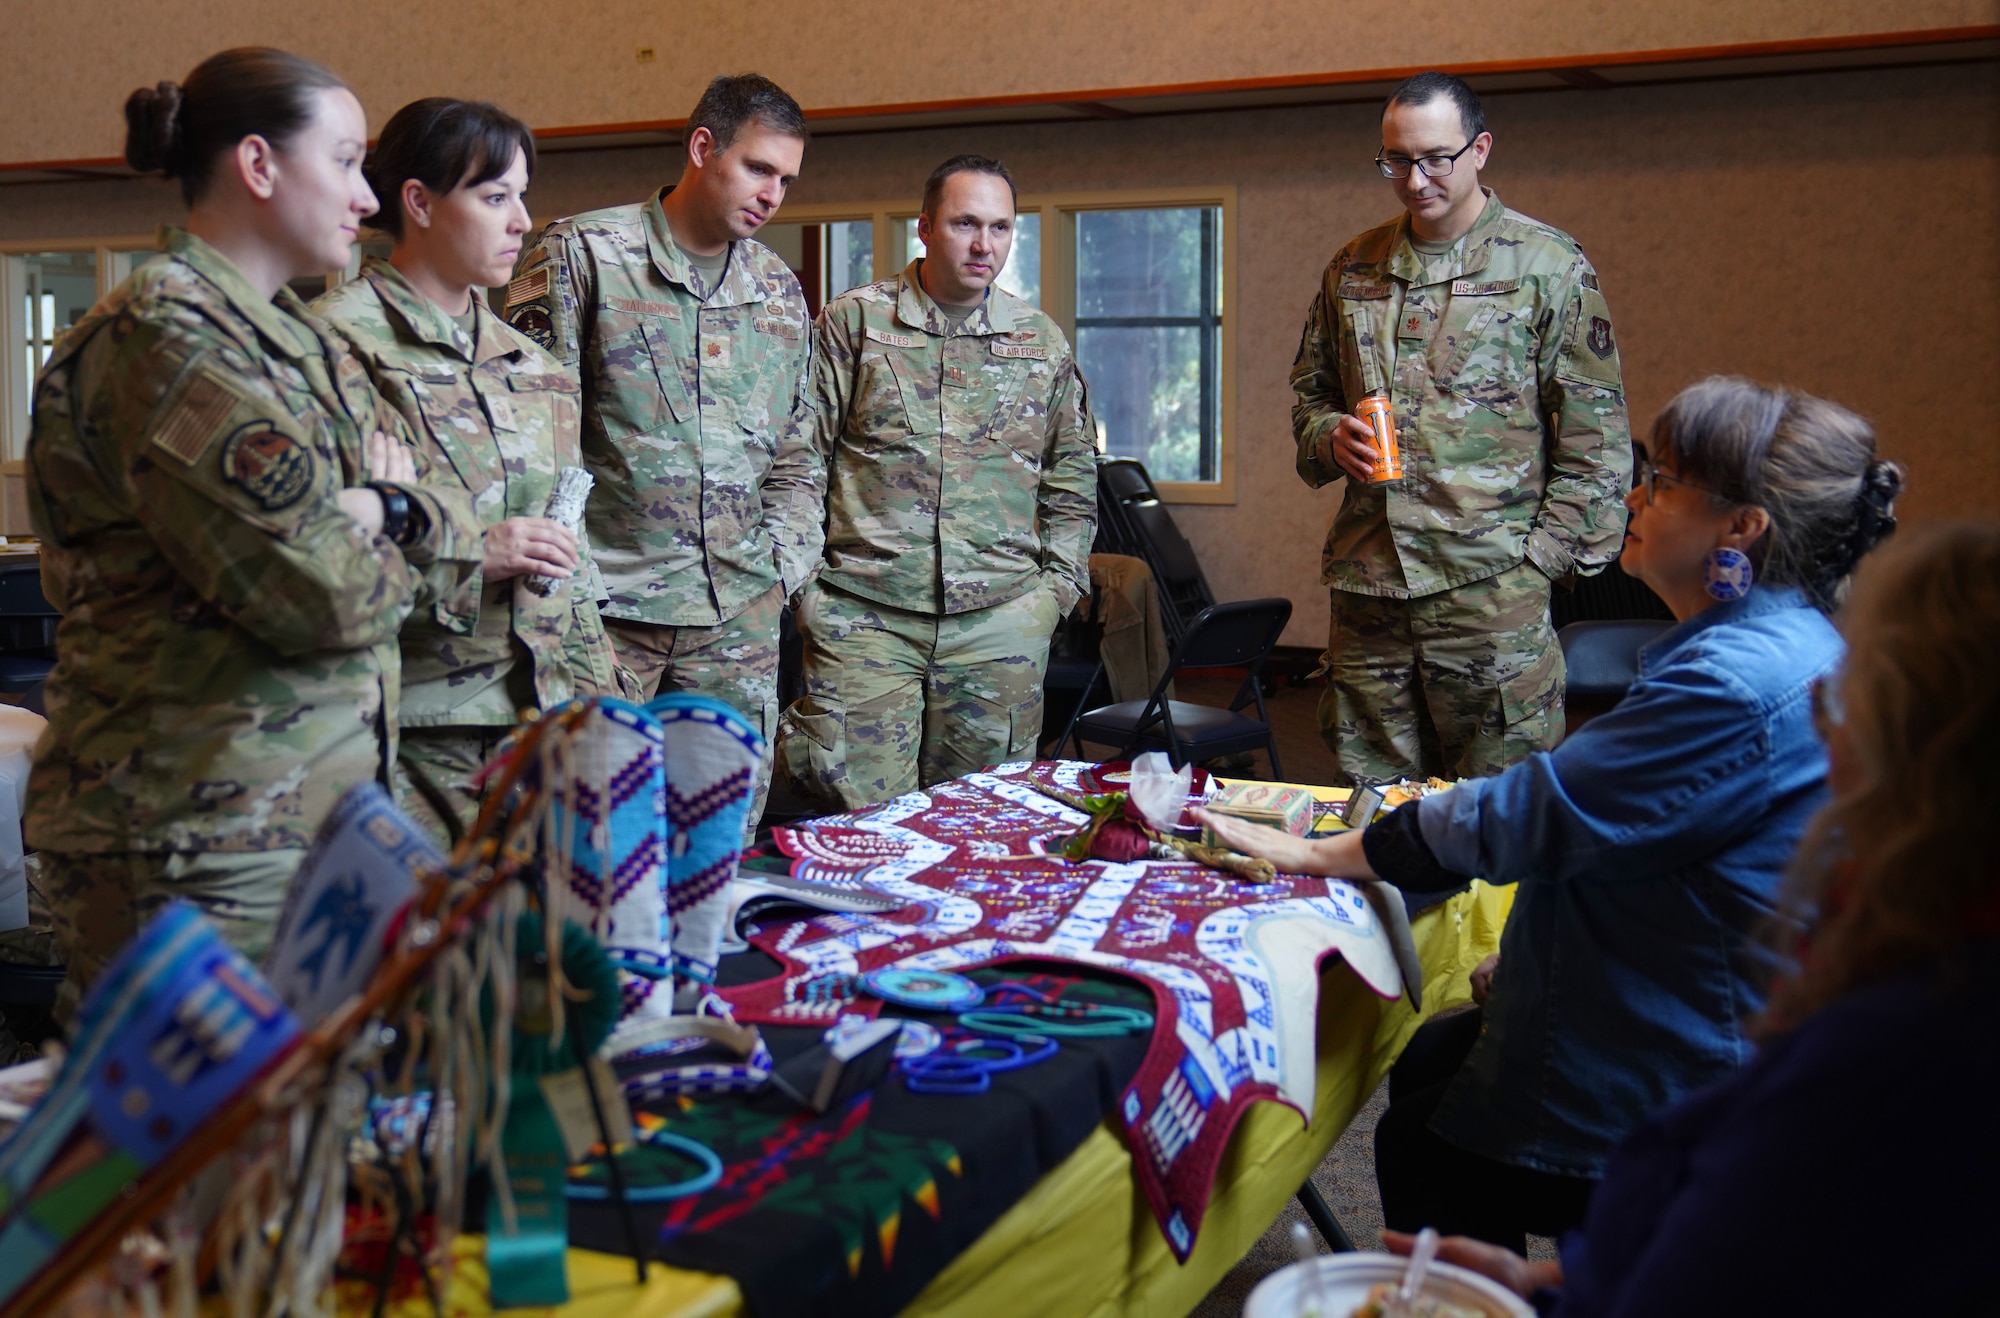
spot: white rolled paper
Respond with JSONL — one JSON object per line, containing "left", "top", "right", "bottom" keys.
{"left": 529, "top": 465, "right": 593, "bottom": 596}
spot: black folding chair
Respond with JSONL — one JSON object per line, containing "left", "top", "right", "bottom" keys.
{"left": 1558, "top": 619, "right": 1674, "bottom": 699}
{"left": 1040, "top": 593, "right": 1109, "bottom": 757}
{"left": 1550, "top": 558, "right": 1673, "bottom": 631}
{"left": 1093, "top": 458, "right": 1216, "bottom": 651}
{"left": 1558, "top": 618, "right": 1673, "bottom": 733}
{"left": 1069, "top": 598, "right": 1292, "bottom": 777}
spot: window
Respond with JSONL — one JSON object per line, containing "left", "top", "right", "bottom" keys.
{"left": 771, "top": 186, "right": 1236, "bottom": 502}
{"left": 15, "top": 251, "right": 97, "bottom": 377}
{"left": 759, "top": 218, "right": 880, "bottom": 314}
{"left": 3, "top": 239, "right": 160, "bottom": 468}
{"left": 1071, "top": 207, "right": 1220, "bottom": 484}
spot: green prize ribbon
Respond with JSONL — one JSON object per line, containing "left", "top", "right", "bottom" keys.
{"left": 486, "top": 1090, "right": 572, "bottom": 1307}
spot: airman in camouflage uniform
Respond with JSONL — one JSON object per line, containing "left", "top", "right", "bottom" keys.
{"left": 503, "top": 113, "right": 821, "bottom": 835}
{"left": 26, "top": 227, "right": 483, "bottom": 1015}
{"left": 1295, "top": 78, "right": 1630, "bottom": 785}
{"left": 779, "top": 255, "right": 1097, "bottom": 807}
{"left": 315, "top": 257, "right": 627, "bottom": 837}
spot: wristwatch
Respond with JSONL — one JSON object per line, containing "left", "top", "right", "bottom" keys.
{"left": 365, "top": 482, "right": 427, "bottom": 548}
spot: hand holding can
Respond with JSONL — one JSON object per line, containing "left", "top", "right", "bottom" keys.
{"left": 1355, "top": 394, "right": 1403, "bottom": 483}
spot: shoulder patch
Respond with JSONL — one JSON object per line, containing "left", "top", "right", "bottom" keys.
{"left": 1583, "top": 272, "right": 1601, "bottom": 291}
{"left": 866, "top": 328, "right": 920, "bottom": 349}
{"left": 1587, "top": 316, "right": 1614, "bottom": 360}
{"left": 504, "top": 266, "right": 550, "bottom": 310}
{"left": 508, "top": 304, "right": 556, "bottom": 350}
{"left": 607, "top": 296, "right": 682, "bottom": 320}
{"left": 151, "top": 368, "right": 245, "bottom": 466}
{"left": 990, "top": 341, "right": 1048, "bottom": 360}
{"left": 219, "top": 424, "right": 316, "bottom": 512}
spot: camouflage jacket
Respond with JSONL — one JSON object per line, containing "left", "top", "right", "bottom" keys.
{"left": 505, "top": 189, "right": 823, "bottom": 626}
{"left": 788, "top": 262, "right": 1097, "bottom": 616}
{"left": 314, "top": 258, "right": 620, "bottom": 726}
{"left": 25, "top": 228, "right": 483, "bottom": 854}
{"left": 1292, "top": 190, "right": 1631, "bottom": 599}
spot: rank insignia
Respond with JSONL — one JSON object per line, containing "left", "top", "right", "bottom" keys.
{"left": 702, "top": 339, "right": 732, "bottom": 369}
{"left": 1587, "top": 316, "right": 1615, "bottom": 359}
{"left": 508, "top": 305, "right": 556, "bottom": 350}
{"left": 220, "top": 424, "right": 315, "bottom": 512}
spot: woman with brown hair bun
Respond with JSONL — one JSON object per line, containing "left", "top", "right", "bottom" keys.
{"left": 312, "top": 97, "right": 630, "bottom": 840}
{"left": 1377, "top": 523, "right": 2000, "bottom": 1313}
{"left": 27, "top": 48, "right": 480, "bottom": 1019}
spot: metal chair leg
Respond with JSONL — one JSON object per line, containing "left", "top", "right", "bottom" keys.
{"left": 1296, "top": 1180, "right": 1355, "bottom": 1252}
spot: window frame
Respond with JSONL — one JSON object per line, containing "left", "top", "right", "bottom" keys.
{"left": 1, "top": 234, "right": 157, "bottom": 469}
{"left": 773, "top": 184, "right": 1238, "bottom": 504}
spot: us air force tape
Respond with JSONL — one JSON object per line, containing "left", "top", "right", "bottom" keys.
{"left": 862, "top": 966, "right": 984, "bottom": 1012}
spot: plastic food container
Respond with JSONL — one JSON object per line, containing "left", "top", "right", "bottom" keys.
{"left": 1243, "top": 1253, "right": 1534, "bottom": 1318}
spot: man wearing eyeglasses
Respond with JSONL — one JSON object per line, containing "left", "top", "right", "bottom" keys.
{"left": 1292, "top": 71, "right": 1631, "bottom": 786}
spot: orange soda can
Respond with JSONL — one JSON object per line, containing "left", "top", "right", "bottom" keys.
{"left": 1356, "top": 394, "right": 1403, "bottom": 482}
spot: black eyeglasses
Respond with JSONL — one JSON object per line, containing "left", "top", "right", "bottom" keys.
{"left": 1375, "top": 140, "right": 1479, "bottom": 180}
{"left": 1634, "top": 454, "right": 1724, "bottom": 504}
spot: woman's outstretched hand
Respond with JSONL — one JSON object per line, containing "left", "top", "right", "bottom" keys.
{"left": 1380, "top": 1229, "right": 1562, "bottom": 1300}
{"left": 1188, "top": 808, "right": 1378, "bottom": 879}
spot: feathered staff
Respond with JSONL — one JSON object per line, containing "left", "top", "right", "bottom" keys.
{"left": 3, "top": 703, "right": 599, "bottom": 1318}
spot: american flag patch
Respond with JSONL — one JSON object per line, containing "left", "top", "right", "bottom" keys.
{"left": 505, "top": 266, "right": 550, "bottom": 309}
{"left": 151, "top": 369, "right": 243, "bottom": 465}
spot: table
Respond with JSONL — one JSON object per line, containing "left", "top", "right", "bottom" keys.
{"left": 402, "top": 880, "right": 1513, "bottom": 1316}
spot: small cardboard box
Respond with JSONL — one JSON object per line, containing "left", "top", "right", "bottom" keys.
{"left": 1202, "top": 782, "right": 1316, "bottom": 845}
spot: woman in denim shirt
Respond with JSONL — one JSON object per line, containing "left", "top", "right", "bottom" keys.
{"left": 1201, "top": 376, "right": 1903, "bottom": 1250}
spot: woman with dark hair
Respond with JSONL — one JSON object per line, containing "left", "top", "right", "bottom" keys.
{"left": 313, "top": 98, "right": 626, "bottom": 838}
{"left": 1200, "top": 376, "right": 1904, "bottom": 1250}
{"left": 1379, "top": 524, "right": 2000, "bottom": 1314}
{"left": 27, "top": 48, "right": 480, "bottom": 1018}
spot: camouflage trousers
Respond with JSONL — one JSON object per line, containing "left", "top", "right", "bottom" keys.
{"left": 606, "top": 583, "right": 783, "bottom": 840}
{"left": 394, "top": 726, "right": 515, "bottom": 847}
{"left": 43, "top": 848, "right": 306, "bottom": 1028}
{"left": 1319, "top": 561, "right": 1563, "bottom": 786}
{"left": 563, "top": 597, "right": 641, "bottom": 701}
{"left": 781, "top": 579, "right": 1061, "bottom": 810}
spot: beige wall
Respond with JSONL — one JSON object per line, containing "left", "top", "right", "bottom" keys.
{"left": 2, "top": 0, "right": 1991, "bottom": 163}
{"left": 3, "top": 65, "right": 1996, "bottom": 647}
{"left": 774, "top": 65, "right": 1995, "bottom": 649}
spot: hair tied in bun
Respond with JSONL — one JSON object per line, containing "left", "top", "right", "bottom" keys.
{"left": 124, "top": 80, "right": 187, "bottom": 175}
{"left": 1857, "top": 459, "right": 1905, "bottom": 543}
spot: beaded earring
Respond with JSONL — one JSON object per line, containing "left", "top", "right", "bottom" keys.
{"left": 1704, "top": 546, "right": 1754, "bottom": 601}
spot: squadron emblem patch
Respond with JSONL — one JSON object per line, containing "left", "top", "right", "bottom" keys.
{"left": 508, "top": 305, "right": 556, "bottom": 350}
{"left": 1587, "top": 316, "right": 1615, "bottom": 360}
{"left": 220, "top": 424, "right": 315, "bottom": 512}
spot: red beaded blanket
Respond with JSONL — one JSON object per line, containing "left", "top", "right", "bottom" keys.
{"left": 715, "top": 762, "right": 1402, "bottom": 1260}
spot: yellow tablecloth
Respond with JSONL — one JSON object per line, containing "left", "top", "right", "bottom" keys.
{"left": 402, "top": 880, "right": 1513, "bottom": 1317}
